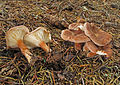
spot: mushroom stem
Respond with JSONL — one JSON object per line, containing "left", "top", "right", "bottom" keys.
{"left": 74, "top": 43, "right": 82, "bottom": 51}
{"left": 39, "top": 41, "right": 51, "bottom": 52}
{"left": 17, "top": 40, "right": 32, "bottom": 63}
{"left": 83, "top": 43, "right": 89, "bottom": 52}
{"left": 87, "top": 52, "right": 96, "bottom": 57}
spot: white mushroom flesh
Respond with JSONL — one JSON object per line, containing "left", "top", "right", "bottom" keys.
{"left": 96, "top": 51, "right": 107, "bottom": 55}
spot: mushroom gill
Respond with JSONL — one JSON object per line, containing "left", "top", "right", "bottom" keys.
{"left": 6, "top": 25, "right": 32, "bottom": 63}
{"left": 23, "top": 27, "right": 51, "bottom": 53}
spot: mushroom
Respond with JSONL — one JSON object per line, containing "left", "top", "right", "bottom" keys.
{"left": 23, "top": 27, "right": 51, "bottom": 53}
{"left": 87, "top": 52, "right": 96, "bottom": 57}
{"left": 68, "top": 22, "right": 88, "bottom": 50}
{"left": 61, "top": 22, "right": 90, "bottom": 51}
{"left": 61, "top": 29, "right": 74, "bottom": 41}
{"left": 61, "top": 21, "right": 113, "bottom": 57}
{"left": 61, "top": 29, "right": 90, "bottom": 50}
{"left": 83, "top": 41, "right": 112, "bottom": 57}
{"left": 71, "top": 30, "right": 90, "bottom": 43}
{"left": 84, "top": 22, "right": 112, "bottom": 46}
{"left": 6, "top": 25, "right": 32, "bottom": 63}
{"left": 83, "top": 41, "right": 98, "bottom": 53}
{"left": 82, "top": 22, "right": 112, "bottom": 57}
{"left": 98, "top": 43, "right": 113, "bottom": 57}
{"left": 74, "top": 43, "right": 82, "bottom": 51}
{"left": 61, "top": 29, "right": 90, "bottom": 51}
{"left": 61, "top": 29, "right": 82, "bottom": 50}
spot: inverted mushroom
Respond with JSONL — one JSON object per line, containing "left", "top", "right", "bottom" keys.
{"left": 6, "top": 25, "right": 32, "bottom": 63}
{"left": 23, "top": 27, "right": 51, "bottom": 53}
{"left": 84, "top": 22, "right": 112, "bottom": 46}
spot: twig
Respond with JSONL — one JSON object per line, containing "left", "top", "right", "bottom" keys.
{"left": 51, "top": 71, "right": 56, "bottom": 85}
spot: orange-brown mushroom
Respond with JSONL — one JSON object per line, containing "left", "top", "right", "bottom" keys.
{"left": 61, "top": 29, "right": 90, "bottom": 43}
{"left": 99, "top": 43, "right": 113, "bottom": 57}
{"left": 6, "top": 25, "right": 32, "bottom": 63}
{"left": 68, "top": 22, "right": 89, "bottom": 50}
{"left": 83, "top": 41, "right": 112, "bottom": 57}
{"left": 87, "top": 52, "right": 96, "bottom": 57}
{"left": 61, "top": 29, "right": 74, "bottom": 41}
{"left": 83, "top": 41, "right": 98, "bottom": 53}
{"left": 61, "top": 21, "right": 113, "bottom": 57}
{"left": 61, "top": 22, "right": 90, "bottom": 51}
{"left": 23, "top": 27, "right": 51, "bottom": 53}
{"left": 83, "top": 41, "right": 98, "bottom": 57}
{"left": 84, "top": 22, "right": 112, "bottom": 46}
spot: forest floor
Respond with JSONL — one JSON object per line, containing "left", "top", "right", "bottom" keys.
{"left": 0, "top": 0, "right": 120, "bottom": 85}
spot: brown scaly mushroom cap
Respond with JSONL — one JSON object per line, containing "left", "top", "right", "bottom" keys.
{"left": 61, "top": 29, "right": 90, "bottom": 43}
{"left": 23, "top": 27, "right": 51, "bottom": 52}
{"left": 84, "top": 22, "right": 112, "bottom": 46}
{"left": 6, "top": 25, "right": 29, "bottom": 49}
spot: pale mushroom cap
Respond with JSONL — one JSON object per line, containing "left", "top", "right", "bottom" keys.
{"left": 84, "top": 22, "right": 112, "bottom": 46}
{"left": 6, "top": 25, "right": 29, "bottom": 49}
{"left": 23, "top": 27, "right": 51, "bottom": 49}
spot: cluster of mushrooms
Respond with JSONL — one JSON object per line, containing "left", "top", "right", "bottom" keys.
{"left": 6, "top": 25, "right": 51, "bottom": 63}
{"left": 61, "top": 21, "right": 112, "bottom": 58}
{"left": 6, "top": 21, "right": 113, "bottom": 63}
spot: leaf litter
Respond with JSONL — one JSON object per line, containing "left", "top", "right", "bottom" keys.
{"left": 0, "top": 0, "right": 120, "bottom": 84}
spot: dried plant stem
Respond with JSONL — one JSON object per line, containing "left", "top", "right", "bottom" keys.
{"left": 51, "top": 71, "right": 56, "bottom": 85}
